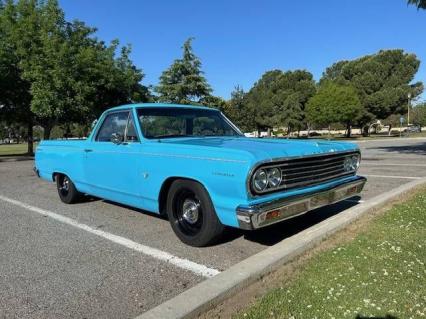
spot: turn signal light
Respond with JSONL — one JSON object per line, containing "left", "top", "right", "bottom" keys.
{"left": 265, "top": 210, "right": 281, "bottom": 220}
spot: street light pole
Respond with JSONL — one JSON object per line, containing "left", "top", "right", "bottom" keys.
{"left": 407, "top": 92, "right": 411, "bottom": 126}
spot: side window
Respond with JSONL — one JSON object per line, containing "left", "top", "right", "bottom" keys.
{"left": 96, "top": 112, "right": 129, "bottom": 142}
{"left": 126, "top": 116, "right": 139, "bottom": 142}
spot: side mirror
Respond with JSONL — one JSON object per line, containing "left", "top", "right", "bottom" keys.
{"left": 111, "top": 133, "right": 123, "bottom": 144}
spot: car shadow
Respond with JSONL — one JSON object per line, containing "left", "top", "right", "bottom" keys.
{"left": 368, "top": 141, "right": 426, "bottom": 156}
{"left": 74, "top": 194, "right": 362, "bottom": 247}
{"left": 240, "top": 198, "right": 360, "bottom": 246}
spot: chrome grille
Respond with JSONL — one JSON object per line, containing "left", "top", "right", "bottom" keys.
{"left": 250, "top": 151, "right": 359, "bottom": 195}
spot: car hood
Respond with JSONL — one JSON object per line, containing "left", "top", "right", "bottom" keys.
{"left": 160, "top": 137, "right": 358, "bottom": 162}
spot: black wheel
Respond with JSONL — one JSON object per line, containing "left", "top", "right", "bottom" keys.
{"left": 166, "top": 180, "right": 224, "bottom": 247}
{"left": 56, "top": 174, "right": 81, "bottom": 204}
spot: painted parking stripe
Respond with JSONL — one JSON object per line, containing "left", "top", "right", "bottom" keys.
{"left": 0, "top": 194, "right": 220, "bottom": 278}
{"left": 362, "top": 174, "right": 423, "bottom": 180}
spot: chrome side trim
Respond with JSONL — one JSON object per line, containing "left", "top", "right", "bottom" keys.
{"left": 139, "top": 153, "right": 248, "bottom": 163}
{"left": 237, "top": 176, "right": 366, "bottom": 230}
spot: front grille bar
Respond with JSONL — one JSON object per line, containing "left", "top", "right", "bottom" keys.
{"left": 250, "top": 151, "right": 359, "bottom": 196}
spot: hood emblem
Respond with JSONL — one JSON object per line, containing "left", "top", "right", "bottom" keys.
{"left": 212, "top": 172, "right": 235, "bottom": 177}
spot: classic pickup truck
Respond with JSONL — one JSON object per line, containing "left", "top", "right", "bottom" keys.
{"left": 35, "top": 103, "right": 366, "bottom": 246}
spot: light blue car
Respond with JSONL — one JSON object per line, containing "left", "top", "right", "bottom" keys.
{"left": 35, "top": 103, "right": 366, "bottom": 246}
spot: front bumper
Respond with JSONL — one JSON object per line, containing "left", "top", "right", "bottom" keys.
{"left": 236, "top": 176, "right": 366, "bottom": 230}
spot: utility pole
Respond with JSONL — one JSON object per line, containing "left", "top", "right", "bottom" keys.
{"left": 407, "top": 92, "right": 411, "bottom": 126}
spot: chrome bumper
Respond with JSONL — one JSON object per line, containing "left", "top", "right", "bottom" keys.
{"left": 236, "top": 176, "right": 367, "bottom": 230}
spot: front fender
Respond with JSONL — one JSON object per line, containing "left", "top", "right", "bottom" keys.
{"left": 139, "top": 151, "right": 253, "bottom": 227}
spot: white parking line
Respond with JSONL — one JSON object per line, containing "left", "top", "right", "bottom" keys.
{"left": 0, "top": 194, "right": 220, "bottom": 278}
{"left": 362, "top": 174, "right": 423, "bottom": 180}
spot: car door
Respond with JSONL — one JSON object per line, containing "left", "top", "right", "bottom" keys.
{"left": 84, "top": 110, "right": 143, "bottom": 206}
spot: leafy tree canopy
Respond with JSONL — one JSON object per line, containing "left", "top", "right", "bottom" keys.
{"left": 306, "top": 81, "right": 362, "bottom": 136}
{"left": 223, "top": 85, "right": 253, "bottom": 132}
{"left": 321, "top": 49, "right": 423, "bottom": 126}
{"left": 411, "top": 103, "right": 426, "bottom": 126}
{"left": 245, "top": 69, "right": 316, "bottom": 133}
{"left": 407, "top": 0, "right": 426, "bottom": 9}
{"left": 156, "top": 38, "right": 212, "bottom": 105}
{"left": 0, "top": 0, "right": 149, "bottom": 141}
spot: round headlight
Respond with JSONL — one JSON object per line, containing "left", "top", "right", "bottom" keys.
{"left": 252, "top": 169, "right": 268, "bottom": 192}
{"left": 267, "top": 167, "right": 282, "bottom": 188}
{"left": 351, "top": 155, "right": 360, "bottom": 170}
{"left": 344, "top": 157, "right": 352, "bottom": 171}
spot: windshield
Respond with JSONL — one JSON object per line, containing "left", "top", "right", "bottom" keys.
{"left": 137, "top": 107, "right": 243, "bottom": 139}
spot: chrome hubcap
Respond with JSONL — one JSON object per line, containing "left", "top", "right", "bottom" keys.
{"left": 61, "top": 178, "right": 70, "bottom": 192}
{"left": 182, "top": 199, "right": 200, "bottom": 224}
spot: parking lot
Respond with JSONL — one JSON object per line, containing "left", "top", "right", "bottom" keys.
{"left": 1, "top": 138, "right": 425, "bottom": 319}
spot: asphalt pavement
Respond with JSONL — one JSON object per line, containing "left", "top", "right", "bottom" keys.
{"left": 1, "top": 137, "right": 425, "bottom": 319}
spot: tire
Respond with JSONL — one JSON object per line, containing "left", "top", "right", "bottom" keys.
{"left": 56, "top": 174, "right": 82, "bottom": 204}
{"left": 166, "top": 180, "right": 224, "bottom": 247}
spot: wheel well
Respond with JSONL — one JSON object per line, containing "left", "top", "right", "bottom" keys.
{"left": 52, "top": 172, "right": 64, "bottom": 182}
{"left": 158, "top": 177, "right": 205, "bottom": 215}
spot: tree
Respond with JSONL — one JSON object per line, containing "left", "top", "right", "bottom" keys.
{"left": 306, "top": 82, "right": 363, "bottom": 137}
{"left": 223, "top": 85, "right": 253, "bottom": 132}
{"left": 321, "top": 50, "right": 423, "bottom": 135}
{"left": 411, "top": 103, "right": 426, "bottom": 126}
{"left": 23, "top": 1, "right": 148, "bottom": 138}
{"left": 0, "top": 0, "right": 35, "bottom": 153}
{"left": 245, "top": 70, "right": 316, "bottom": 135}
{"left": 156, "top": 38, "right": 212, "bottom": 104}
{"left": 0, "top": 0, "right": 149, "bottom": 142}
{"left": 407, "top": 0, "right": 426, "bottom": 9}
{"left": 198, "top": 95, "right": 227, "bottom": 111}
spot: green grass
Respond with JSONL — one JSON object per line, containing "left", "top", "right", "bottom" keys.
{"left": 237, "top": 189, "right": 426, "bottom": 319}
{"left": 0, "top": 143, "right": 35, "bottom": 156}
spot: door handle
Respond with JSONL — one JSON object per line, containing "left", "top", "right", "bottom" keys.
{"left": 84, "top": 149, "right": 93, "bottom": 153}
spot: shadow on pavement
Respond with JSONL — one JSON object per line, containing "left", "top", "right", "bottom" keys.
{"left": 0, "top": 155, "right": 34, "bottom": 162}
{"left": 241, "top": 198, "right": 359, "bottom": 246}
{"left": 369, "top": 141, "right": 426, "bottom": 155}
{"left": 74, "top": 194, "right": 362, "bottom": 248}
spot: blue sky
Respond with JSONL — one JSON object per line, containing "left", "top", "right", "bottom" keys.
{"left": 59, "top": 0, "right": 426, "bottom": 101}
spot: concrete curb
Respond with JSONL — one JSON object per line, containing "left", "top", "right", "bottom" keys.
{"left": 136, "top": 177, "right": 426, "bottom": 319}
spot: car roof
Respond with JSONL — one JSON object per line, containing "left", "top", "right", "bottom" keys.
{"left": 107, "top": 103, "right": 218, "bottom": 112}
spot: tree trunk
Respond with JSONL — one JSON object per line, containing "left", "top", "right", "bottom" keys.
{"left": 267, "top": 127, "right": 271, "bottom": 137}
{"left": 346, "top": 122, "right": 352, "bottom": 138}
{"left": 388, "top": 124, "right": 392, "bottom": 136}
{"left": 362, "top": 125, "right": 369, "bottom": 137}
{"left": 43, "top": 125, "right": 52, "bottom": 140}
{"left": 27, "top": 119, "right": 34, "bottom": 155}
